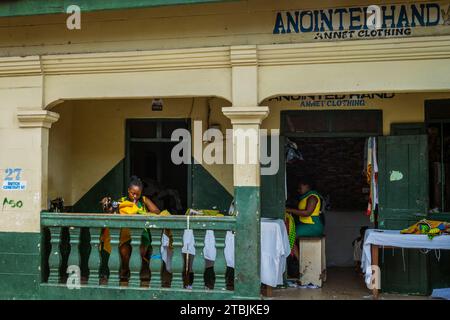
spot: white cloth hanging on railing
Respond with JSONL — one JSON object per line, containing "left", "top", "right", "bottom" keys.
{"left": 203, "top": 230, "right": 216, "bottom": 261}
{"left": 224, "top": 231, "right": 235, "bottom": 268}
{"left": 182, "top": 229, "right": 196, "bottom": 255}
{"left": 160, "top": 233, "right": 173, "bottom": 272}
{"left": 159, "top": 219, "right": 290, "bottom": 287}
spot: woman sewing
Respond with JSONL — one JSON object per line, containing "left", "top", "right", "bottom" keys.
{"left": 286, "top": 176, "right": 324, "bottom": 258}
{"left": 118, "top": 176, "right": 160, "bottom": 285}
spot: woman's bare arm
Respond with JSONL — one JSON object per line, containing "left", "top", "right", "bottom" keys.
{"left": 143, "top": 197, "right": 161, "bottom": 214}
{"left": 286, "top": 197, "right": 318, "bottom": 217}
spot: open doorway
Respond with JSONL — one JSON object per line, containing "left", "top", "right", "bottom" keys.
{"left": 126, "top": 119, "right": 190, "bottom": 214}
{"left": 286, "top": 137, "right": 372, "bottom": 267}
{"left": 282, "top": 110, "right": 381, "bottom": 288}
{"left": 426, "top": 99, "right": 450, "bottom": 213}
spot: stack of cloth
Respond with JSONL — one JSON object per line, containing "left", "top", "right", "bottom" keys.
{"left": 401, "top": 219, "right": 450, "bottom": 240}
{"left": 185, "top": 208, "right": 224, "bottom": 217}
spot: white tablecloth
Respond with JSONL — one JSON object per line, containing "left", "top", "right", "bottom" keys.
{"left": 361, "top": 229, "right": 450, "bottom": 285}
{"left": 161, "top": 218, "right": 290, "bottom": 287}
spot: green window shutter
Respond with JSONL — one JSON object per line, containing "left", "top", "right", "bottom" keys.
{"left": 260, "top": 135, "right": 286, "bottom": 219}
{"left": 378, "top": 135, "right": 429, "bottom": 224}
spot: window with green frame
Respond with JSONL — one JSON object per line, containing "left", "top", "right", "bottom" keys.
{"left": 426, "top": 99, "right": 450, "bottom": 213}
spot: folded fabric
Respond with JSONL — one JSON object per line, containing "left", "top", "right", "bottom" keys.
{"left": 401, "top": 219, "right": 449, "bottom": 239}
{"left": 185, "top": 208, "right": 224, "bottom": 216}
{"left": 159, "top": 210, "right": 172, "bottom": 216}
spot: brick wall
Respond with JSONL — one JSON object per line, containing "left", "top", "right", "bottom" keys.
{"left": 286, "top": 137, "right": 369, "bottom": 211}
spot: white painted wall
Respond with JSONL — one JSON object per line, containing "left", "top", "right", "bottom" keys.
{"left": 324, "top": 211, "right": 373, "bottom": 267}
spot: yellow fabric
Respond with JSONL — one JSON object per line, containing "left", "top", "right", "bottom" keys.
{"left": 185, "top": 208, "right": 224, "bottom": 216}
{"left": 400, "top": 219, "right": 446, "bottom": 235}
{"left": 298, "top": 194, "right": 321, "bottom": 224}
{"left": 159, "top": 210, "right": 172, "bottom": 216}
{"left": 100, "top": 196, "right": 165, "bottom": 252}
{"left": 285, "top": 212, "right": 296, "bottom": 249}
{"left": 118, "top": 201, "right": 140, "bottom": 245}
{"left": 100, "top": 228, "right": 112, "bottom": 254}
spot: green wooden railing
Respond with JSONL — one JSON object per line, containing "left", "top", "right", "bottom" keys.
{"left": 40, "top": 212, "right": 239, "bottom": 300}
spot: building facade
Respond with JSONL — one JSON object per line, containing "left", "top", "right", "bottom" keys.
{"left": 0, "top": 0, "right": 449, "bottom": 299}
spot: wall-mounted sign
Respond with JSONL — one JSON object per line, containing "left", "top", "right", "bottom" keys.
{"left": 152, "top": 98, "right": 164, "bottom": 111}
{"left": 269, "top": 93, "right": 396, "bottom": 107}
{"left": 273, "top": 2, "right": 449, "bottom": 41}
{"left": 2, "top": 168, "right": 26, "bottom": 191}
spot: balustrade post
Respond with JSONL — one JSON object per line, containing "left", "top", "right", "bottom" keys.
{"left": 109, "top": 228, "right": 121, "bottom": 287}
{"left": 79, "top": 228, "right": 91, "bottom": 284}
{"left": 48, "top": 227, "right": 62, "bottom": 284}
{"left": 65, "top": 227, "right": 81, "bottom": 286}
{"left": 88, "top": 228, "right": 102, "bottom": 286}
{"left": 128, "top": 228, "right": 144, "bottom": 287}
{"left": 214, "top": 230, "right": 227, "bottom": 290}
{"left": 167, "top": 229, "right": 184, "bottom": 288}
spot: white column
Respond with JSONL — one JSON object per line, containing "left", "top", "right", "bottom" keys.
{"left": 0, "top": 110, "right": 60, "bottom": 232}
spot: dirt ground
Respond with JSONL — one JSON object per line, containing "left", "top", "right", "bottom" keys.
{"left": 268, "top": 267, "right": 430, "bottom": 300}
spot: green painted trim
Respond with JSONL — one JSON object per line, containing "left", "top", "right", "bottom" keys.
{"left": 73, "top": 160, "right": 125, "bottom": 213}
{"left": 39, "top": 284, "right": 234, "bottom": 300}
{"left": 41, "top": 212, "right": 237, "bottom": 231}
{"left": 0, "top": 232, "right": 40, "bottom": 300}
{"left": 233, "top": 186, "right": 261, "bottom": 299}
{"left": 0, "top": 0, "right": 237, "bottom": 18}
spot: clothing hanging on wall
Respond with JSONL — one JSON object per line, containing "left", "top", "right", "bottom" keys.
{"left": 365, "top": 137, "right": 379, "bottom": 222}
{"left": 285, "top": 138, "right": 304, "bottom": 163}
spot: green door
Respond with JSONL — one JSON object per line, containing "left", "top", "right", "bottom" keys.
{"left": 378, "top": 135, "right": 430, "bottom": 295}
{"left": 378, "top": 135, "right": 429, "bottom": 221}
{"left": 261, "top": 135, "right": 286, "bottom": 219}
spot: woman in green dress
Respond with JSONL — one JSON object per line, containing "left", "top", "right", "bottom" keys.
{"left": 119, "top": 176, "right": 160, "bottom": 285}
{"left": 286, "top": 176, "right": 324, "bottom": 259}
